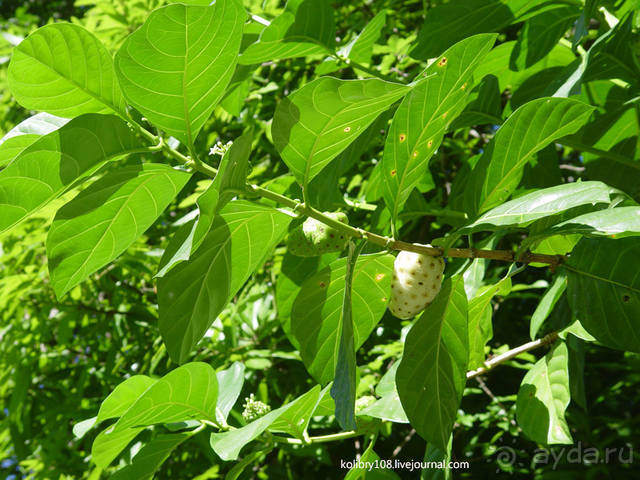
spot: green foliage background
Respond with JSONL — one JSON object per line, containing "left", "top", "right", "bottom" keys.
{"left": 1, "top": 0, "right": 639, "bottom": 479}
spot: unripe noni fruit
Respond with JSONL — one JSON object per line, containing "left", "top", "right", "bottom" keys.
{"left": 388, "top": 249, "right": 445, "bottom": 319}
{"left": 286, "top": 212, "right": 349, "bottom": 257}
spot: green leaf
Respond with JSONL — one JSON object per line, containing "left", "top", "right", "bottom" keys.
{"left": 545, "top": 206, "right": 640, "bottom": 238}
{"left": 269, "top": 385, "right": 322, "bottom": 439}
{"left": 192, "top": 132, "right": 253, "bottom": 251}
{"left": 516, "top": 342, "right": 572, "bottom": 444}
{"left": 97, "top": 376, "right": 156, "bottom": 424}
{"left": 330, "top": 241, "right": 363, "bottom": 431}
{"left": 530, "top": 273, "right": 567, "bottom": 340}
{"left": 381, "top": 34, "right": 496, "bottom": 222}
{"left": 291, "top": 253, "right": 394, "bottom": 384}
{"left": 459, "top": 181, "right": 613, "bottom": 234}
{"left": 272, "top": 77, "right": 410, "bottom": 187}
{"left": 511, "top": 6, "right": 579, "bottom": 69}
{"left": 210, "top": 387, "right": 320, "bottom": 461}
{"left": 584, "top": 14, "right": 640, "bottom": 85}
{"left": 111, "top": 432, "right": 191, "bottom": 480}
{"left": 410, "top": 0, "right": 534, "bottom": 60}
{"left": 396, "top": 275, "right": 468, "bottom": 450}
{"left": 0, "top": 135, "right": 38, "bottom": 168}
{"left": 0, "top": 112, "right": 69, "bottom": 141}
{"left": 158, "top": 201, "right": 292, "bottom": 363}
{"left": 215, "top": 362, "right": 245, "bottom": 425}
{"left": 8, "top": 23, "right": 126, "bottom": 117}
{"left": 93, "top": 363, "right": 218, "bottom": 467}
{"left": 276, "top": 252, "right": 339, "bottom": 348}
{"left": 358, "top": 391, "right": 408, "bottom": 424}
{"left": 115, "top": 1, "right": 245, "bottom": 145}
{"left": 467, "top": 268, "right": 514, "bottom": 370}
{"left": 465, "top": 98, "right": 594, "bottom": 216}
{"left": 342, "top": 10, "right": 387, "bottom": 66}
{"left": 47, "top": 163, "right": 191, "bottom": 298}
{"left": 239, "top": 0, "right": 334, "bottom": 65}
{"left": 155, "top": 131, "right": 253, "bottom": 278}
{"left": 564, "top": 237, "right": 640, "bottom": 352}
{"left": 0, "top": 114, "right": 143, "bottom": 235}
{"left": 344, "top": 441, "right": 401, "bottom": 480}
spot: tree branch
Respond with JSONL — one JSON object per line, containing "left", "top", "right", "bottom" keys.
{"left": 466, "top": 332, "right": 559, "bottom": 379}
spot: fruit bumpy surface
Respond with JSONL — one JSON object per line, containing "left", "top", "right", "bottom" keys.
{"left": 286, "top": 212, "right": 349, "bottom": 257}
{"left": 388, "top": 249, "right": 445, "bottom": 319}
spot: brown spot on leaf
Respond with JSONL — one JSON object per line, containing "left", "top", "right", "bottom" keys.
{"left": 390, "top": 169, "right": 397, "bottom": 176}
{"left": 437, "top": 57, "right": 447, "bottom": 67}
{"left": 623, "top": 295, "right": 631, "bottom": 303}
{"left": 399, "top": 133, "right": 407, "bottom": 142}
{"left": 344, "top": 126, "right": 351, "bottom": 132}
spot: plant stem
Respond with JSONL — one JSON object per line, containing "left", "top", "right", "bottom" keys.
{"left": 272, "top": 430, "right": 361, "bottom": 445}
{"left": 130, "top": 122, "right": 564, "bottom": 267}
{"left": 466, "top": 332, "right": 559, "bottom": 379}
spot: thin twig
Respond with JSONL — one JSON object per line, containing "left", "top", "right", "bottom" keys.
{"left": 466, "top": 332, "right": 559, "bottom": 379}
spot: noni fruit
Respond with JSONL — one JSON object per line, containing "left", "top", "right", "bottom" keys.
{"left": 388, "top": 249, "right": 445, "bottom": 319}
{"left": 286, "top": 212, "right": 349, "bottom": 257}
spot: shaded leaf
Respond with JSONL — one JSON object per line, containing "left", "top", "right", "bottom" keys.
{"left": 159, "top": 201, "right": 292, "bottom": 363}
{"left": 565, "top": 237, "right": 640, "bottom": 352}
{"left": 291, "top": 253, "right": 394, "bottom": 384}
{"left": 516, "top": 342, "right": 572, "bottom": 444}
{"left": 396, "top": 275, "right": 468, "bottom": 450}
{"left": 47, "top": 163, "right": 191, "bottom": 297}
{"left": 111, "top": 432, "right": 192, "bottom": 480}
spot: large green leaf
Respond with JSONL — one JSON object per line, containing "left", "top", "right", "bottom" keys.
{"left": 239, "top": 0, "right": 334, "bottom": 65}
{"left": 516, "top": 342, "right": 572, "bottom": 444}
{"left": 111, "top": 432, "right": 192, "bottom": 480}
{"left": 47, "top": 163, "right": 190, "bottom": 298}
{"left": 8, "top": 23, "right": 126, "bottom": 117}
{"left": 291, "top": 253, "right": 394, "bottom": 384}
{"left": 93, "top": 363, "right": 218, "bottom": 467}
{"left": 396, "top": 275, "right": 468, "bottom": 450}
{"left": 115, "top": 1, "right": 245, "bottom": 145}
{"left": 276, "top": 252, "right": 339, "bottom": 348}
{"left": 97, "top": 376, "right": 156, "bottom": 424}
{"left": 158, "top": 201, "right": 292, "bottom": 363}
{"left": 544, "top": 206, "right": 640, "bottom": 238}
{"left": 511, "top": 6, "right": 579, "bottom": 69}
{"left": 583, "top": 14, "right": 640, "bottom": 85}
{"left": 0, "top": 114, "right": 143, "bottom": 235}
{"left": 564, "top": 237, "right": 640, "bottom": 352}
{"left": 381, "top": 34, "right": 496, "bottom": 222}
{"left": 272, "top": 77, "right": 410, "bottom": 187}
{"left": 465, "top": 98, "right": 594, "bottom": 216}
{"left": 459, "top": 181, "right": 613, "bottom": 234}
